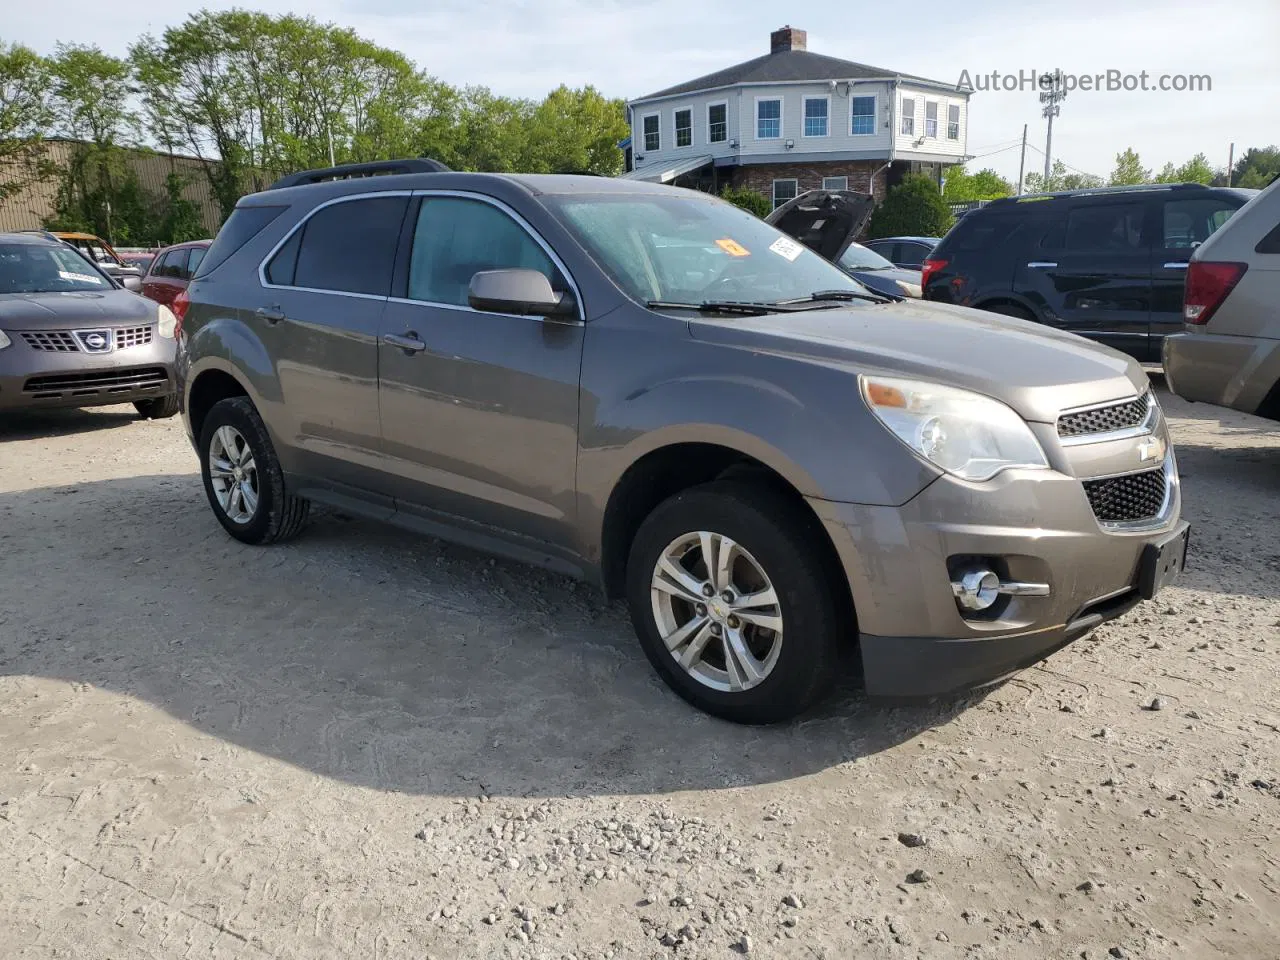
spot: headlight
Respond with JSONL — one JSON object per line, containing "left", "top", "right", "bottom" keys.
{"left": 157, "top": 305, "right": 177, "bottom": 339}
{"left": 860, "top": 375, "right": 1049, "bottom": 481}
{"left": 0, "top": 330, "right": 10, "bottom": 350}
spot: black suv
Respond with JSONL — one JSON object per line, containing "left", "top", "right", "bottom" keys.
{"left": 922, "top": 183, "right": 1258, "bottom": 362}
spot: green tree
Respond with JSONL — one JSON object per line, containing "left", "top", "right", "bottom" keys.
{"left": 1231, "top": 145, "right": 1280, "bottom": 189}
{"left": 866, "top": 174, "right": 954, "bottom": 239}
{"left": 523, "top": 85, "right": 629, "bottom": 175}
{"left": 719, "top": 185, "right": 771, "bottom": 218}
{"left": 160, "top": 171, "right": 206, "bottom": 243}
{"left": 942, "top": 164, "right": 1013, "bottom": 202}
{"left": 1023, "top": 159, "right": 1103, "bottom": 193}
{"left": 1109, "top": 148, "right": 1151, "bottom": 186}
{"left": 1153, "top": 152, "right": 1215, "bottom": 185}
{"left": 0, "top": 39, "right": 55, "bottom": 202}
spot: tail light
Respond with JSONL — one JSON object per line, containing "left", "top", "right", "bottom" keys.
{"left": 921, "top": 257, "right": 947, "bottom": 292}
{"left": 172, "top": 288, "right": 190, "bottom": 338}
{"left": 1183, "top": 261, "right": 1247, "bottom": 325}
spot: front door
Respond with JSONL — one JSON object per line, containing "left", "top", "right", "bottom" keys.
{"left": 255, "top": 192, "right": 409, "bottom": 493}
{"left": 377, "top": 193, "right": 584, "bottom": 553}
{"left": 1015, "top": 200, "right": 1154, "bottom": 360}
{"left": 142, "top": 248, "right": 188, "bottom": 306}
{"left": 1150, "top": 193, "right": 1244, "bottom": 345}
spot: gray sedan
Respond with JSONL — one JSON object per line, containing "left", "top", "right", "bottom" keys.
{"left": 0, "top": 232, "right": 179, "bottom": 418}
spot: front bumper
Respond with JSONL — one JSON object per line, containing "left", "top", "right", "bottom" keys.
{"left": 809, "top": 456, "right": 1185, "bottom": 698}
{"left": 1163, "top": 330, "right": 1280, "bottom": 415}
{"left": 0, "top": 329, "right": 177, "bottom": 412}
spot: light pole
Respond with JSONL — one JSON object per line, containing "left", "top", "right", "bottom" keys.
{"left": 1039, "top": 71, "right": 1066, "bottom": 186}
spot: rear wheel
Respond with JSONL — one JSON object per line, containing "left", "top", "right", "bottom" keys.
{"left": 134, "top": 394, "right": 180, "bottom": 419}
{"left": 625, "top": 481, "right": 843, "bottom": 724}
{"left": 982, "top": 301, "right": 1035, "bottom": 322}
{"left": 198, "top": 396, "right": 309, "bottom": 544}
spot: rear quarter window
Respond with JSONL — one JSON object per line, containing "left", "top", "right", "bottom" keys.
{"left": 936, "top": 215, "right": 1023, "bottom": 256}
{"left": 194, "top": 205, "right": 288, "bottom": 278}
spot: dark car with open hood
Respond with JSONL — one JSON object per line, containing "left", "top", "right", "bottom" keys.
{"left": 0, "top": 232, "right": 180, "bottom": 418}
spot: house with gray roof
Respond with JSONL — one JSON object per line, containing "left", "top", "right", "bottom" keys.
{"left": 621, "top": 26, "right": 971, "bottom": 209}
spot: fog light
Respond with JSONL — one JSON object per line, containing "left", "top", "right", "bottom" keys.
{"left": 952, "top": 569, "right": 1000, "bottom": 611}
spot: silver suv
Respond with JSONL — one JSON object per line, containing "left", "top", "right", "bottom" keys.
{"left": 1164, "top": 175, "right": 1280, "bottom": 421}
{"left": 177, "top": 160, "right": 1189, "bottom": 723}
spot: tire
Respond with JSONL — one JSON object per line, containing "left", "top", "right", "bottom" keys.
{"left": 982, "top": 301, "right": 1035, "bottom": 322}
{"left": 134, "top": 394, "right": 180, "bottom": 419}
{"left": 625, "top": 480, "right": 844, "bottom": 724}
{"left": 198, "top": 396, "right": 309, "bottom": 545}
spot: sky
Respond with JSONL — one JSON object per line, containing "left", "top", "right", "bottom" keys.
{"left": 8, "top": 0, "right": 1279, "bottom": 185}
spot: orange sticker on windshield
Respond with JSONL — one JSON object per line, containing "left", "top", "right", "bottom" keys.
{"left": 716, "top": 238, "right": 750, "bottom": 257}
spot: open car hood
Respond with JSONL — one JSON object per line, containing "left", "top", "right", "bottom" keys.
{"left": 765, "top": 189, "right": 876, "bottom": 263}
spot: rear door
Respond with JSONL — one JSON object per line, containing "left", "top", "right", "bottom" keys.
{"left": 1151, "top": 193, "right": 1244, "bottom": 343}
{"left": 1015, "top": 199, "right": 1154, "bottom": 360}
{"left": 376, "top": 192, "right": 584, "bottom": 553}
{"left": 257, "top": 192, "right": 410, "bottom": 495}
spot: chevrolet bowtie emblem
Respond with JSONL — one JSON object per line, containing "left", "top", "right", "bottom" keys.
{"left": 1138, "top": 437, "right": 1165, "bottom": 464}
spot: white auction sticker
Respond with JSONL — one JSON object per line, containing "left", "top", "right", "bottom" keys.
{"left": 768, "top": 236, "right": 804, "bottom": 262}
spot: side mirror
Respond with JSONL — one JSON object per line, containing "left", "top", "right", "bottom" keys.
{"left": 121, "top": 275, "right": 143, "bottom": 292}
{"left": 468, "top": 268, "right": 577, "bottom": 319}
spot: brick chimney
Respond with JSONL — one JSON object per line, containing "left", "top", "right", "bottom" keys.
{"left": 770, "top": 25, "right": 807, "bottom": 54}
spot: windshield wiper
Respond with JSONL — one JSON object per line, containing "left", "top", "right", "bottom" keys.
{"left": 646, "top": 299, "right": 804, "bottom": 316}
{"left": 777, "top": 288, "right": 899, "bottom": 306}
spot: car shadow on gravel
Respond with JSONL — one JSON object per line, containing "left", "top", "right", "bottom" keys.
{"left": 0, "top": 407, "right": 140, "bottom": 440}
{"left": 0, "top": 475, "right": 985, "bottom": 799}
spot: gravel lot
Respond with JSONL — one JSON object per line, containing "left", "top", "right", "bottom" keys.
{"left": 1, "top": 382, "right": 1277, "bottom": 960}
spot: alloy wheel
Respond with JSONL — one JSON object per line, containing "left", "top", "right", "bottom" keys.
{"left": 649, "top": 531, "right": 783, "bottom": 692}
{"left": 208, "top": 425, "right": 259, "bottom": 524}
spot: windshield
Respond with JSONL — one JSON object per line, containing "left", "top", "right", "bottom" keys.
{"left": 546, "top": 193, "right": 868, "bottom": 306}
{"left": 838, "top": 243, "right": 896, "bottom": 271}
{"left": 0, "top": 243, "right": 112, "bottom": 293}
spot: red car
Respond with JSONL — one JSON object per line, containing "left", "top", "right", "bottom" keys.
{"left": 141, "top": 239, "right": 211, "bottom": 308}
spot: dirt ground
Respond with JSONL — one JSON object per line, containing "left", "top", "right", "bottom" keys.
{"left": 1, "top": 383, "right": 1277, "bottom": 960}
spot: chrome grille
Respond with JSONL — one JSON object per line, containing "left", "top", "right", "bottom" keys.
{"left": 20, "top": 331, "right": 80, "bottom": 352}
{"left": 1058, "top": 393, "right": 1151, "bottom": 439}
{"left": 115, "top": 325, "right": 153, "bottom": 350}
{"left": 1083, "top": 467, "right": 1167, "bottom": 523}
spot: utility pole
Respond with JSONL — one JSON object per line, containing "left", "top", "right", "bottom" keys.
{"left": 1226, "top": 142, "right": 1235, "bottom": 186}
{"left": 1039, "top": 71, "right": 1066, "bottom": 185}
{"left": 1016, "top": 123, "right": 1028, "bottom": 195}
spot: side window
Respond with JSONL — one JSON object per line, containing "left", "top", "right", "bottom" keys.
{"left": 1039, "top": 220, "right": 1066, "bottom": 249}
{"left": 186, "top": 247, "right": 205, "bottom": 277}
{"left": 406, "top": 197, "right": 558, "bottom": 308}
{"left": 1162, "top": 197, "right": 1240, "bottom": 249}
{"left": 265, "top": 231, "right": 302, "bottom": 286}
{"left": 162, "top": 249, "right": 190, "bottom": 279}
{"left": 289, "top": 196, "right": 407, "bottom": 296}
{"left": 1064, "top": 203, "right": 1145, "bottom": 251}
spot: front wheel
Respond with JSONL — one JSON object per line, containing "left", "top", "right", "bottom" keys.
{"left": 198, "top": 396, "right": 309, "bottom": 545}
{"left": 625, "top": 481, "right": 844, "bottom": 724}
{"left": 134, "top": 394, "right": 180, "bottom": 419}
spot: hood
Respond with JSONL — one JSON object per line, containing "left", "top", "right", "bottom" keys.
{"left": 687, "top": 299, "right": 1146, "bottom": 423}
{"left": 765, "top": 190, "right": 876, "bottom": 263}
{"left": 0, "top": 290, "right": 156, "bottom": 331}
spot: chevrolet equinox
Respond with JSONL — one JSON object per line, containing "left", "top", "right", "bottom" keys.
{"left": 176, "top": 160, "right": 1189, "bottom": 723}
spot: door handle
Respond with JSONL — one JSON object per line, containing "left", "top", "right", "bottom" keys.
{"left": 1162, "top": 261, "right": 1189, "bottom": 269}
{"left": 1026, "top": 261, "right": 1058, "bottom": 269}
{"left": 385, "top": 332, "right": 426, "bottom": 354}
{"left": 255, "top": 305, "right": 285, "bottom": 324}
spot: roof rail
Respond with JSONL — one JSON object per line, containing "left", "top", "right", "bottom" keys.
{"left": 267, "top": 158, "right": 450, "bottom": 191}
{"left": 988, "top": 182, "right": 1211, "bottom": 206}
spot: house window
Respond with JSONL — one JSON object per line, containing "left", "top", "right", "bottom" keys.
{"left": 772, "top": 179, "right": 798, "bottom": 209}
{"left": 947, "top": 104, "right": 960, "bottom": 140}
{"left": 925, "top": 101, "right": 938, "bottom": 138}
{"left": 708, "top": 102, "right": 727, "bottom": 143}
{"left": 643, "top": 114, "right": 660, "bottom": 153}
{"left": 822, "top": 176, "right": 849, "bottom": 191}
{"left": 757, "top": 98, "right": 782, "bottom": 139}
{"left": 900, "top": 97, "right": 915, "bottom": 136}
{"left": 851, "top": 96, "right": 876, "bottom": 135}
{"left": 674, "top": 108, "right": 692, "bottom": 148}
{"left": 803, "top": 97, "right": 829, "bottom": 137}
